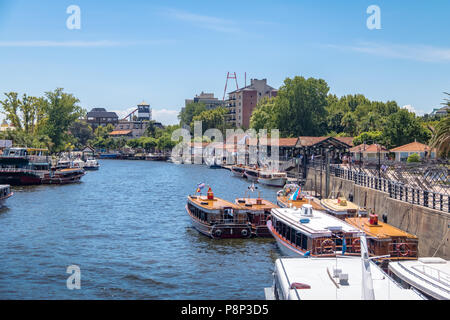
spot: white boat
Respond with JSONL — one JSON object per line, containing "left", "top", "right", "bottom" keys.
{"left": 258, "top": 171, "right": 287, "bottom": 187}
{"left": 72, "top": 158, "right": 85, "bottom": 169}
{"left": 231, "top": 165, "right": 245, "bottom": 178}
{"left": 267, "top": 204, "right": 364, "bottom": 258}
{"left": 264, "top": 236, "right": 425, "bottom": 300}
{"left": 388, "top": 257, "right": 450, "bottom": 300}
{"left": 84, "top": 158, "right": 100, "bottom": 170}
{"left": 244, "top": 167, "right": 259, "bottom": 182}
{"left": 0, "top": 185, "right": 13, "bottom": 208}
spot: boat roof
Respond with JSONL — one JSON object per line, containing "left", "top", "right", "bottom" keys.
{"left": 276, "top": 257, "right": 423, "bottom": 300}
{"left": 278, "top": 196, "right": 325, "bottom": 211}
{"left": 345, "top": 217, "right": 418, "bottom": 239}
{"left": 235, "top": 198, "right": 278, "bottom": 211}
{"left": 388, "top": 257, "right": 450, "bottom": 300}
{"left": 321, "top": 198, "right": 361, "bottom": 212}
{"left": 271, "top": 207, "right": 363, "bottom": 237}
{"left": 188, "top": 195, "right": 240, "bottom": 211}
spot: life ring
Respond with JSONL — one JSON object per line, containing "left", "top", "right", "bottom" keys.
{"left": 241, "top": 229, "right": 249, "bottom": 237}
{"left": 396, "top": 243, "right": 411, "bottom": 257}
{"left": 352, "top": 238, "right": 361, "bottom": 252}
{"left": 321, "top": 239, "right": 335, "bottom": 254}
{"left": 214, "top": 229, "right": 222, "bottom": 238}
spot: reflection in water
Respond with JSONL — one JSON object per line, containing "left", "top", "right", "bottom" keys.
{"left": 0, "top": 160, "right": 281, "bottom": 299}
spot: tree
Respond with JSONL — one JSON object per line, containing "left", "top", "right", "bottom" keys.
{"left": 69, "top": 121, "right": 94, "bottom": 148}
{"left": 382, "top": 109, "right": 431, "bottom": 148}
{"left": 429, "top": 115, "right": 450, "bottom": 157}
{"left": 250, "top": 97, "right": 279, "bottom": 131}
{"left": 178, "top": 102, "right": 206, "bottom": 127}
{"left": 276, "top": 76, "right": 329, "bottom": 137}
{"left": 191, "top": 107, "right": 228, "bottom": 135}
{"left": 40, "top": 88, "right": 85, "bottom": 152}
{"left": 353, "top": 131, "right": 384, "bottom": 146}
{"left": 407, "top": 153, "right": 421, "bottom": 163}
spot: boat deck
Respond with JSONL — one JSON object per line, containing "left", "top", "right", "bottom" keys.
{"left": 278, "top": 196, "right": 325, "bottom": 211}
{"left": 188, "top": 195, "right": 240, "bottom": 210}
{"left": 321, "top": 198, "right": 363, "bottom": 212}
{"left": 236, "top": 198, "right": 278, "bottom": 211}
{"left": 345, "top": 217, "right": 418, "bottom": 239}
{"left": 272, "top": 257, "right": 423, "bottom": 300}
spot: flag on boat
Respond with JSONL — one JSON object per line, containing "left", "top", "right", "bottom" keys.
{"left": 289, "top": 187, "right": 301, "bottom": 201}
{"left": 196, "top": 183, "right": 205, "bottom": 193}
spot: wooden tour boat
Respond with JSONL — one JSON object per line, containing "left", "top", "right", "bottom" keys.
{"left": 186, "top": 187, "right": 252, "bottom": 239}
{"left": 345, "top": 213, "right": 418, "bottom": 261}
{"left": 0, "top": 185, "right": 13, "bottom": 208}
{"left": 235, "top": 186, "right": 278, "bottom": 237}
{"left": 41, "top": 168, "right": 86, "bottom": 184}
{"left": 268, "top": 204, "right": 364, "bottom": 258}
{"left": 276, "top": 184, "right": 324, "bottom": 211}
{"left": 321, "top": 197, "right": 368, "bottom": 219}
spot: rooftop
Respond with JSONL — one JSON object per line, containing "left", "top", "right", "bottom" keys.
{"left": 346, "top": 217, "right": 418, "bottom": 239}
{"left": 349, "top": 144, "right": 389, "bottom": 153}
{"left": 390, "top": 141, "right": 434, "bottom": 153}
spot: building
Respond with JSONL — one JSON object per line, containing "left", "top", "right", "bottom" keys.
{"left": 225, "top": 79, "right": 278, "bottom": 129}
{"left": 185, "top": 92, "right": 225, "bottom": 110}
{"left": 349, "top": 144, "right": 389, "bottom": 161}
{"left": 430, "top": 106, "right": 449, "bottom": 117}
{"left": 137, "top": 101, "right": 152, "bottom": 121}
{"left": 86, "top": 108, "right": 119, "bottom": 128}
{"left": 390, "top": 141, "right": 436, "bottom": 162}
{"left": 0, "top": 120, "right": 16, "bottom": 132}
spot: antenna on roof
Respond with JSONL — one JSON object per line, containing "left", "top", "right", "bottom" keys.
{"left": 223, "top": 72, "right": 239, "bottom": 101}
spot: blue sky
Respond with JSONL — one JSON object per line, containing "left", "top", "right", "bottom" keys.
{"left": 0, "top": 0, "right": 449, "bottom": 124}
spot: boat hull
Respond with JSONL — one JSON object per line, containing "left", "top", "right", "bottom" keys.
{"left": 258, "top": 177, "right": 287, "bottom": 187}
{"left": 244, "top": 173, "right": 258, "bottom": 182}
{"left": 186, "top": 205, "right": 252, "bottom": 239}
{"left": 267, "top": 220, "right": 308, "bottom": 257}
{"left": 0, "top": 172, "right": 43, "bottom": 186}
{"left": 83, "top": 166, "right": 100, "bottom": 171}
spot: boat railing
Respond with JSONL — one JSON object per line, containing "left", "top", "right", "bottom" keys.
{"left": 0, "top": 167, "right": 44, "bottom": 174}
{"left": 411, "top": 265, "right": 450, "bottom": 287}
{"left": 387, "top": 241, "right": 419, "bottom": 259}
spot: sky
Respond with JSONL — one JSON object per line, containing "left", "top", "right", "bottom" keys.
{"left": 0, "top": 0, "right": 449, "bottom": 125}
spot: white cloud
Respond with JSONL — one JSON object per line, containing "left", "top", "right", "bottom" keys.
{"left": 326, "top": 41, "right": 450, "bottom": 63}
{"left": 163, "top": 8, "right": 241, "bottom": 33}
{"left": 402, "top": 104, "right": 416, "bottom": 113}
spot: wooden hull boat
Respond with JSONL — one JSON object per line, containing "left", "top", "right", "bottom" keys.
{"left": 186, "top": 189, "right": 252, "bottom": 239}
{"left": 42, "top": 168, "right": 85, "bottom": 184}
{"left": 321, "top": 198, "right": 368, "bottom": 219}
{"left": 231, "top": 165, "right": 245, "bottom": 178}
{"left": 258, "top": 171, "right": 287, "bottom": 187}
{"left": 244, "top": 167, "right": 259, "bottom": 182}
{"left": 236, "top": 197, "right": 278, "bottom": 237}
{"left": 0, "top": 185, "right": 13, "bottom": 207}
{"left": 346, "top": 215, "right": 418, "bottom": 261}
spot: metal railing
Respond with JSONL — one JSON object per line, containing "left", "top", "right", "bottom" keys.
{"left": 309, "top": 161, "right": 450, "bottom": 213}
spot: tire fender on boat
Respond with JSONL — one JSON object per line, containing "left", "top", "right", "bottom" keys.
{"left": 241, "top": 229, "right": 249, "bottom": 237}
{"left": 213, "top": 229, "right": 222, "bottom": 238}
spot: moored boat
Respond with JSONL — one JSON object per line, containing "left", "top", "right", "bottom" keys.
{"left": 276, "top": 184, "right": 325, "bottom": 211}
{"left": 264, "top": 236, "right": 424, "bottom": 300}
{"left": 84, "top": 158, "right": 100, "bottom": 170}
{"left": 235, "top": 186, "right": 278, "bottom": 237}
{"left": 345, "top": 214, "right": 418, "bottom": 261}
{"left": 0, "top": 185, "right": 13, "bottom": 208}
{"left": 268, "top": 204, "right": 364, "bottom": 258}
{"left": 186, "top": 187, "right": 252, "bottom": 239}
{"left": 0, "top": 148, "right": 50, "bottom": 185}
{"left": 321, "top": 197, "right": 368, "bottom": 219}
{"left": 244, "top": 166, "right": 259, "bottom": 182}
{"left": 231, "top": 164, "right": 245, "bottom": 178}
{"left": 258, "top": 171, "right": 287, "bottom": 187}
{"left": 41, "top": 168, "right": 85, "bottom": 184}
{"left": 388, "top": 257, "right": 450, "bottom": 300}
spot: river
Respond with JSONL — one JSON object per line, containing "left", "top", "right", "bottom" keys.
{"left": 0, "top": 160, "right": 282, "bottom": 299}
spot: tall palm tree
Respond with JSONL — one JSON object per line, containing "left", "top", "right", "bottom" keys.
{"left": 429, "top": 115, "right": 450, "bottom": 158}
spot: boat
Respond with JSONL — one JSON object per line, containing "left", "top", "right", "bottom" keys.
{"left": 72, "top": 158, "right": 85, "bottom": 169}
{"left": 0, "top": 148, "right": 51, "bottom": 185}
{"left": 205, "top": 156, "right": 222, "bottom": 169}
{"left": 230, "top": 164, "right": 245, "bottom": 178}
{"left": 276, "top": 184, "right": 325, "bottom": 211}
{"left": 145, "top": 153, "right": 169, "bottom": 161}
{"left": 345, "top": 214, "right": 418, "bottom": 261}
{"left": 235, "top": 186, "right": 278, "bottom": 237}
{"left": 84, "top": 158, "right": 100, "bottom": 170}
{"left": 258, "top": 171, "right": 287, "bottom": 187}
{"left": 244, "top": 166, "right": 259, "bottom": 182}
{"left": 388, "top": 257, "right": 450, "bottom": 300}
{"left": 264, "top": 236, "right": 424, "bottom": 300}
{"left": 0, "top": 185, "right": 13, "bottom": 207}
{"left": 186, "top": 187, "right": 252, "bottom": 239}
{"left": 321, "top": 197, "right": 368, "bottom": 219}
{"left": 41, "top": 167, "right": 86, "bottom": 184}
{"left": 267, "top": 204, "right": 364, "bottom": 258}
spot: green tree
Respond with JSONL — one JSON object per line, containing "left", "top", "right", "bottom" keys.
{"left": 353, "top": 131, "right": 383, "bottom": 146}
{"left": 250, "top": 97, "right": 279, "bottom": 131}
{"left": 69, "top": 121, "right": 94, "bottom": 148}
{"left": 429, "top": 115, "right": 450, "bottom": 157}
{"left": 178, "top": 102, "right": 206, "bottom": 126}
{"left": 382, "top": 109, "right": 431, "bottom": 148}
{"left": 191, "top": 107, "right": 228, "bottom": 135}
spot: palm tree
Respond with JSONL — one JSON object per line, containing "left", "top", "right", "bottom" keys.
{"left": 429, "top": 115, "right": 450, "bottom": 157}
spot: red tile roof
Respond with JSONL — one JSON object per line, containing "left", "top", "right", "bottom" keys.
{"left": 390, "top": 141, "right": 433, "bottom": 152}
{"left": 350, "top": 144, "right": 389, "bottom": 153}
{"left": 109, "top": 130, "right": 132, "bottom": 136}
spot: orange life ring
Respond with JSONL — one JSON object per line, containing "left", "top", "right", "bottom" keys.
{"left": 396, "top": 243, "right": 411, "bottom": 257}
{"left": 321, "top": 239, "right": 335, "bottom": 254}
